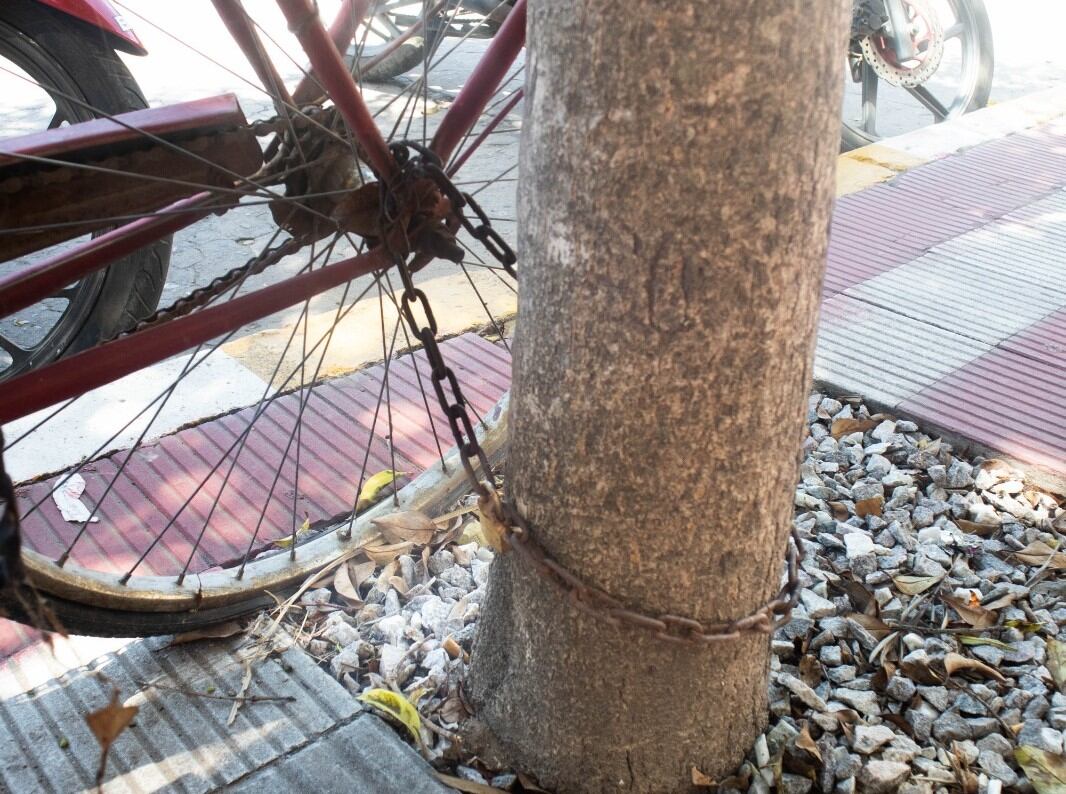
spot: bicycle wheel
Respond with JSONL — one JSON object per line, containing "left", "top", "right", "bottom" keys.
{"left": 0, "top": 0, "right": 524, "bottom": 637}
{"left": 0, "top": 0, "right": 170, "bottom": 381}
{"left": 841, "top": 0, "right": 993, "bottom": 149}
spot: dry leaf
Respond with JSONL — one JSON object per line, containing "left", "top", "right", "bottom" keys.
{"left": 691, "top": 767, "right": 715, "bottom": 787}
{"left": 1015, "top": 746, "right": 1066, "bottom": 793}
{"left": 350, "top": 558, "right": 378, "bottom": 589}
{"left": 893, "top": 574, "right": 943, "bottom": 595}
{"left": 983, "top": 592, "right": 1018, "bottom": 611}
{"left": 361, "top": 540, "right": 415, "bottom": 566}
{"left": 477, "top": 490, "right": 509, "bottom": 553}
{"left": 943, "top": 594, "right": 998, "bottom": 629}
{"left": 372, "top": 511, "right": 437, "bottom": 545}
{"left": 956, "top": 519, "right": 998, "bottom": 537}
{"left": 388, "top": 575, "right": 409, "bottom": 596}
{"left": 168, "top": 620, "right": 243, "bottom": 645}
{"left": 829, "top": 501, "right": 850, "bottom": 522}
{"left": 799, "top": 654, "right": 823, "bottom": 689}
{"left": 517, "top": 772, "right": 551, "bottom": 793}
{"left": 443, "top": 636, "right": 462, "bottom": 658}
{"left": 831, "top": 418, "right": 878, "bottom": 438}
{"left": 901, "top": 651, "right": 943, "bottom": 685}
{"left": 434, "top": 772, "right": 505, "bottom": 793}
{"left": 949, "top": 742, "right": 980, "bottom": 794}
{"left": 848, "top": 612, "right": 892, "bottom": 638}
{"left": 943, "top": 652, "right": 1006, "bottom": 682}
{"left": 86, "top": 689, "right": 139, "bottom": 787}
{"left": 1014, "top": 541, "right": 1066, "bottom": 569}
{"left": 796, "top": 723, "right": 822, "bottom": 762}
{"left": 1048, "top": 639, "right": 1066, "bottom": 694}
{"left": 855, "top": 497, "right": 884, "bottom": 518}
{"left": 332, "top": 562, "right": 363, "bottom": 606}
{"left": 274, "top": 516, "right": 311, "bottom": 549}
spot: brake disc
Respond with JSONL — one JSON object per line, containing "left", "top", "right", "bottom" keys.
{"left": 860, "top": 0, "right": 944, "bottom": 88}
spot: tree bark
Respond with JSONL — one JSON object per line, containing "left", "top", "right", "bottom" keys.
{"left": 467, "top": 1, "right": 849, "bottom": 790}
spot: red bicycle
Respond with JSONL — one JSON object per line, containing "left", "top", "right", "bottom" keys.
{"left": 0, "top": 0, "right": 523, "bottom": 634}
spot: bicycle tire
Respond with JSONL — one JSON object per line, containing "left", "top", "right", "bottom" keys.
{"left": 0, "top": 0, "right": 170, "bottom": 377}
{"left": 0, "top": 1, "right": 524, "bottom": 638}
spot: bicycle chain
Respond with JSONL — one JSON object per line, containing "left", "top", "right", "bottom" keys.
{"left": 113, "top": 236, "right": 307, "bottom": 338}
{"left": 384, "top": 142, "right": 802, "bottom": 645}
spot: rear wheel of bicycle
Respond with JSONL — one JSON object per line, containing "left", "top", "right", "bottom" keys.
{"left": 0, "top": 0, "right": 523, "bottom": 636}
{"left": 0, "top": 0, "right": 170, "bottom": 381}
{"left": 841, "top": 0, "right": 993, "bottom": 150}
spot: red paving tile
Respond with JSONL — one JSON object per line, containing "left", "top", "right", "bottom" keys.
{"left": 3, "top": 333, "right": 511, "bottom": 661}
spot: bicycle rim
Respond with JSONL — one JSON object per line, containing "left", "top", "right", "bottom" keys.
{"left": 0, "top": 0, "right": 524, "bottom": 636}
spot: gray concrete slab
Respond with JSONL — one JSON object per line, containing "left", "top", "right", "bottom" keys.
{"left": 0, "top": 635, "right": 447, "bottom": 794}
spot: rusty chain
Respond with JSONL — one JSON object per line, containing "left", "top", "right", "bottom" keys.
{"left": 383, "top": 141, "right": 804, "bottom": 645}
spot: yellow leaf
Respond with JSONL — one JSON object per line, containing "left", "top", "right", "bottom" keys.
{"left": 1048, "top": 639, "right": 1066, "bottom": 694}
{"left": 893, "top": 574, "right": 943, "bottom": 595}
{"left": 357, "top": 688, "right": 422, "bottom": 743}
{"left": 1015, "top": 746, "right": 1066, "bottom": 793}
{"left": 356, "top": 470, "right": 409, "bottom": 512}
{"left": 274, "top": 517, "right": 311, "bottom": 549}
{"left": 943, "top": 652, "right": 1006, "bottom": 683}
{"left": 372, "top": 510, "right": 436, "bottom": 545}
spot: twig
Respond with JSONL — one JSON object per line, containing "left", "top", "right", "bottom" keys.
{"left": 138, "top": 679, "right": 295, "bottom": 705}
{"left": 945, "top": 679, "right": 1015, "bottom": 737}
{"left": 422, "top": 715, "right": 461, "bottom": 743}
{"left": 885, "top": 622, "right": 1009, "bottom": 635}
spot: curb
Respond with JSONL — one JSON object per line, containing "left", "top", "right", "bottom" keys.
{"left": 835, "top": 85, "right": 1066, "bottom": 197}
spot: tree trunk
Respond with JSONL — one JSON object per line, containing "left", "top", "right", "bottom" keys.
{"left": 467, "top": 1, "right": 849, "bottom": 790}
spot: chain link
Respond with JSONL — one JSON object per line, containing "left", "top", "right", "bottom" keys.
{"left": 382, "top": 141, "right": 803, "bottom": 645}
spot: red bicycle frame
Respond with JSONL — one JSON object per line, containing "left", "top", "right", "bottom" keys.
{"left": 0, "top": 0, "right": 527, "bottom": 425}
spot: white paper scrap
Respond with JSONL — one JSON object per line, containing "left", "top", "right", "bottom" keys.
{"left": 51, "top": 473, "right": 99, "bottom": 523}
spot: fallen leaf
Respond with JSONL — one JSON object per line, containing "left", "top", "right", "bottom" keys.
{"left": 360, "top": 540, "right": 415, "bottom": 566}
{"left": 388, "top": 575, "right": 409, "bottom": 596}
{"left": 1005, "top": 619, "right": 1046, "bottom": 635}
{"left": 949, "top": 742, "right": 980, "bottom": 794}
{"left": 795, "top": 723, "right": 822, "bottom": 762}
{"left": 355, "top": 470, "right": 409, "bottom": 513}
{"left": 893, "top": 574, "right": 943, "bottom": 595}
{"left": 983, "top": 592, "right": 1018, "bottom": 611}
{"left": 829, "top": 501, "right": 850, "bottom": 522}
{"left": 459, "top": 520, "right": 490, "bottom": 546}
{"left": 86, "top": 689, "right": 139, "bottom": 787}
{"left": 1048, "top": 639, "right": 1066, "bottom": 694}
{"left": 516, "top": 772, "right": 551, "bottom": 793}
{"left": 901, "top": 651, "right": 943, "bottom": 685}
{"left": 168, "top": 620, "right": 243, "bottom": 645}
{"left": 350, "top": 558, "right": 378, "bottom": 589}
{"left": 477, "top": 490, "right": 509, "bottom": 553}
{"left": 358, "top": 688, "right": 422, "bottom": 743}
{"left": 943, "top": 652, "right": 1006, "bottom": 682}
{"left": 1015, "top": 745, "right": 1066, "bottom": 793}
{"left": 943, "top": 594, "right": 998, "bottom": 629}
{"left": 848, "top": 612, "right": 892, "bottom": 638}
{"left": 274, "top": 516, "right": 311, "bottom": 549}
{"left": 442, "top": 636, "right": 462, "bottom": 658}
{"left": 434, "top": 772, "right": 505, "bottom": 793}
{"left": 332, "top": 561, "right": 363, "bottom": 606}
{"left": 956, "top": 519, "right": 998, "bottom": 537}
{"left": 1014, "top": 541, "right": 1066, "bottom": 569}
{"left": 372, "top": 511, "right": 437, "bottom": 545}
{"left": 855, "top": 497, "right": 884, "bottom": 518}
{"left": 831, "top": 418, "right": 878, "bottom": 438}
{"left": 691, "top": 767, "right": 715, "bottom": 787}
{"left": 799, "top": 654, "right": 823, "bottom": 689}
{"left": 959, "top": 635, "right": 1014, "bottom": 651}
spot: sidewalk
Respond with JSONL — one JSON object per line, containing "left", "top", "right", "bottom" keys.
{"left": 3, "top": 90, "right": 1066, "bottom": 791}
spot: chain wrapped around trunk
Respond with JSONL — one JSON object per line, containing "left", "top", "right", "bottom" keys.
{"left": 384, "top": 141, "right": 803, "bottom": 645}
